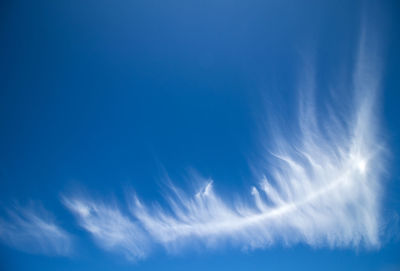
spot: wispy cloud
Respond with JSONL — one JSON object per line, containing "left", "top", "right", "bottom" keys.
{"left": 0, "top": 203, "right": 72, "bottom": 256}
{"left": 63, "top": 23, "right": 386, "bottom": 259}
{"left": 62, "top": 197, "right": 150, "bottom": 260}
{"left": 129, "top": 25, "right": 384, "bottom": 251}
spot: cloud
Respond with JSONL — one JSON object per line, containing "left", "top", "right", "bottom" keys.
{"left": 63, "top": 22, "right": 386, "bottom": 259}
{"left": 127, "top": 23, "right": 385, "bottom": 251}
{"left": 62, "top": 197, "right": 150, "bottom": 260}
{"left": 0, "top": 203, "right": 72, "bottom": 256}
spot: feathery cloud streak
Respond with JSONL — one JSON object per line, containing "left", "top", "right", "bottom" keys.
{"left": 63, "top": 197, "right": 149, "bottom": 260}
{"left": 0, "top": 204, "right": 72, "bottom": 256}
{"left": 64, "top": 26, "right": 385, "bottom": 259}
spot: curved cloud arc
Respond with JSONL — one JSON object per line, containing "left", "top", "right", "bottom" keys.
{"left": 62, "top": 24, "right": 386, "bottom": 260}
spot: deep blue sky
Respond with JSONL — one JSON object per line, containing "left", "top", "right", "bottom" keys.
{"left": 1, "top": 0, "right": 400, "bottom": 270}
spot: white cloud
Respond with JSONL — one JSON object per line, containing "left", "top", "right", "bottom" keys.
{"left": 127, "top": 24, "right": 385, "bottom": 252}
{"left": 0, "top": 204, "right": 72, "bottom": 256}
{"left": 64, "top": 23, "right": 386, "bottom": 258}
{"left": 62, "top": 197, "right": 150, "bottom": 260}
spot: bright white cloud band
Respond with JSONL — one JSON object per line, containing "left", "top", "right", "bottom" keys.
{"left": 0, "top": 25, "right": 386, "bottom": 260}
{"left": 62, "top": 27, "right": 386, "bottom": 260}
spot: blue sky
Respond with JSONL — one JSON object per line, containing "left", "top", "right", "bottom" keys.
{"left": 1, "top": 0, "right": 400, "bottom": 270}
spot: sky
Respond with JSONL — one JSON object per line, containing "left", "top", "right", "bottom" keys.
{"left": 0, "top": 0, "right": 400, "bottom": 270}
